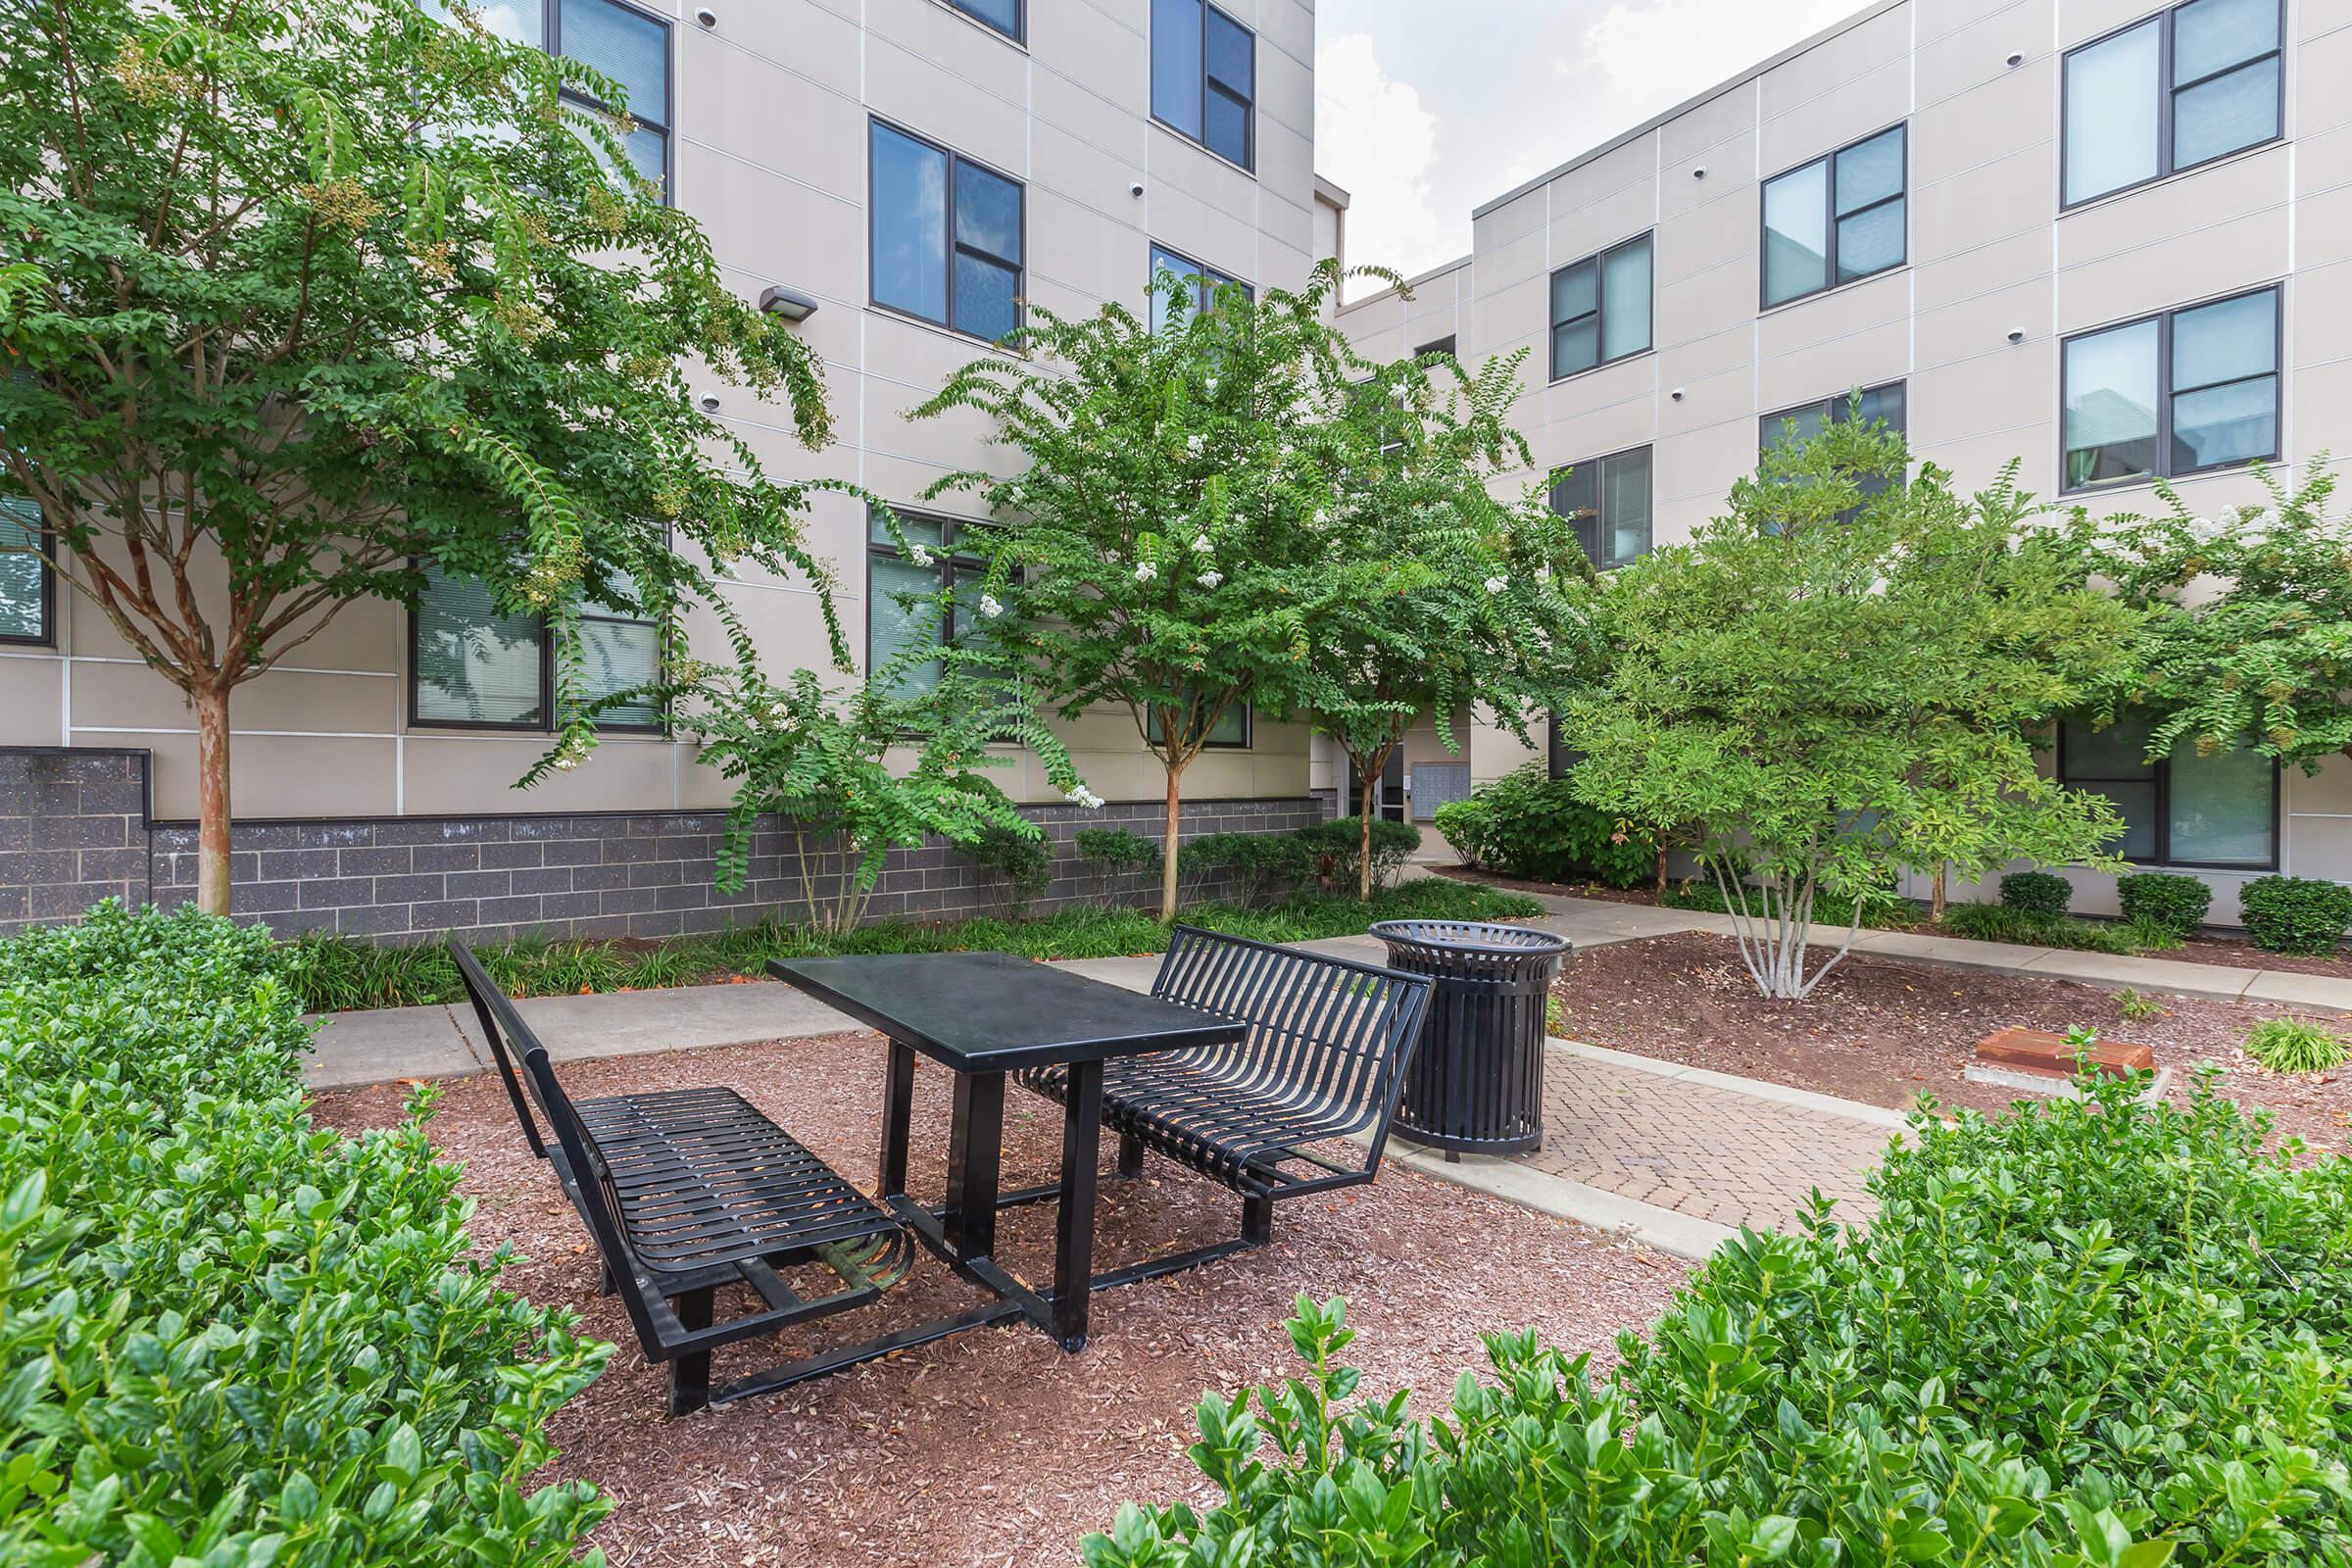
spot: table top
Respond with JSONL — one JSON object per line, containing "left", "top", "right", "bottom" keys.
{"left": 767, "top": 951, "right": 1246, "bottom": 1072}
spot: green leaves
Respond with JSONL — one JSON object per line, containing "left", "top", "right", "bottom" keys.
{"left": 0, "top": 903, "right": 612, "bottom": 1566}
{"left": 1087, "top": 1070, "right": 2352, "bottom": 1568}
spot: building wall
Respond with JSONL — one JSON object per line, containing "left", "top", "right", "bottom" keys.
{"left": 1336, "top": 0, "right": 2352, "bottom": 918}
{"left": 0, "top": 0, "right": 1323, "bottom": 827}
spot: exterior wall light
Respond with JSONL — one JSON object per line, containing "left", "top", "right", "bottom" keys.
{"left": 698, "top": 393, "right": 721, "bottom": 413}
{"left": 2005, "top": 50, "right": 2024, "bottom": 66}
{"left": 758, "top": 284, "right": 820, "bottom": 322}
{"left": 695, "top": 7, "right": 717, "bottom": 26}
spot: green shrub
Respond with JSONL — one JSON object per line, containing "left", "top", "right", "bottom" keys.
{"left": 1428, "top": 797, "right": 1490, "bottom": 866}
{"left": 1459, "top": 761, "right": 1653, "bottom": 887}
{"left": 2241, "top": 874, "right": 2352, "bottom": 956}
{"left": 1180, "top": 831, "right": 1316, "bottom": 906}
{"left": 2116, "top": 870, "right": 2214, "bottom": 936}
{"left": 2114, "top": 986, "right": 2166, "bottom": 1020}
{"left": 1296, "top": 815, "right": 1422, "bottom": 893}
{"left": 962, "top": 821, "right": 1054, "bottom": 912}
{"left": 2245, "top": 1016, "right": 2350, "bottom": 1073}
{"left": 1086, "top": 1064, "right": 2352, "bottom": 1568}
{"left": 1998, "top": 868, "right": 2073, "bottom": 916}
{"left": 0, "top": 902, "right": 609, "bottom": 1568}
{"left": 1942, "top": 901, "right": 2150, "bottom": 955}
{"left": 1075, "top": 826, "right": 1162, "bottom": 876}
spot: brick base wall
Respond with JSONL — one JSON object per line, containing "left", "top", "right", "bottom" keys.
{"left": 0, "top": 740, "right": 1320, "bottom": 942}
{"left": 142, "top": 795, "right": 1317, "bottom": 942}
{"left": 0, "top": 749, "right": 153, "bottom": 934}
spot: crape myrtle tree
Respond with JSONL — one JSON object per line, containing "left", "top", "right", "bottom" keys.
{"left": 1558, "top": 417, "right": 2142, "bottom": 999}
{"left": 911, "top": 259, "right": 1379, "bottom": 920}
{"left": 1300, "top": 343, "right": 1600, "bottom": 898}
{"left": 2064, "top": 458, "right": 2352, "bottom": 772}
{"left": 0, "top": 1, "right": 841, "bottom": 915}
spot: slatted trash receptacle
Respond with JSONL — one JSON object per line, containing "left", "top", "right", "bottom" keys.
{"left": 1369, "top": 920, "right": 1572, "bottom": 1158}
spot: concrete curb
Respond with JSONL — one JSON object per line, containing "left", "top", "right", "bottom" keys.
{"left": 1382, "top": 1138, "right": 1737, "bottom": 1261}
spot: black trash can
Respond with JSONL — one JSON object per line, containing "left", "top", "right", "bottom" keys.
{"left": 1370, "top": 920, "right": 1572, "bottom": 1157}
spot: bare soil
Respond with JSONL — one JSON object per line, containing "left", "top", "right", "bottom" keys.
{"left": 313, "top": 1036, "right": 1686, "bottom": 1568}
{"left": 1549, "top": 932, "right": 2352, "bottom": 1152}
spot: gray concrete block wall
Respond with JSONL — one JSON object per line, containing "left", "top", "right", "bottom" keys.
{"left": 0, "top": 749, "right": 152, "bottom": 937}
{"left": 136, "top": 793, "right": 1322, "bottom": 944}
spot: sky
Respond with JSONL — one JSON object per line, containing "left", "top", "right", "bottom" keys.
{"left": 1313, "top": 0, "right": 1870, "bottom": 284}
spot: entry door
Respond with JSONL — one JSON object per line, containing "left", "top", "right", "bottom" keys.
{"left": 1348, "top": 754, "right": 1408, "bottom": 821}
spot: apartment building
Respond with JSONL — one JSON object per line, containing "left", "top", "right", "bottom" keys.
{"left": 1332, "top": 0, "right": 2352, "bottom": 919}
{"left": 0, "top": 0, "right": 1332, "bottom": 938}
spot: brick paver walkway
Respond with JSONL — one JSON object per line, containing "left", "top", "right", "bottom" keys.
{"left": 1521, "top": 1045, "right": 1898, "bottom": 1232}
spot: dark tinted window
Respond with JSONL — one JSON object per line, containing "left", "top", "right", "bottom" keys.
{"left": 870, "top": 122, "right": 1025, "bottom": 343}
{"left": 1153, "top": 0, "right": 1253, "bottom": 170}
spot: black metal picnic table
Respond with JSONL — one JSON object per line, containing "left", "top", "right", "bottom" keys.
{"left": 767, "top": 951, "right": 1247, "bottom": 1355}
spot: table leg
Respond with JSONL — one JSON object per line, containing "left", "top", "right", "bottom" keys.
{"left": 1051, "top": 1059, "right": 1104, "bottom": 1352}
{"left": 944, "top": 1069, "right": 1004, "bottom": 1262}
{"left": 878, "top": 1039, "right": 914, "bottom": 1200}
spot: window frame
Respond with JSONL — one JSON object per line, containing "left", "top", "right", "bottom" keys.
{"left": 1548, "top": 444, "right": 1653, "bottom": 571}
{"left": 867, "top": 117, "right": 1027, "bottom": 346}
{"left": 2059, "top": 0, "right": 2286, "bottom": 212}
{"left": 942, "top": 0, "right": 1022, "bottom": 44}
{"left": 865, "top": 507, "right": 995, "bottom": 693}
{"left": 1200, "top": 702, "right": 1252, "bottom": 750}
{"left": 0, "top": 498, "right": 54, "bottom": 648}
{"left": 2058, "top": 283, "right": 2281, "bottom": 495}
{"left": 407, "top": 555, "right": 668, "bottom": 737}
{"left": 1758, "top": 379, "right": 1909, "bottom": 453}
{"left": 1547, "top": 232, "right": 1653, "bottom": 383}
{"left": 1759, "top": 122, "right": 1907, "bottom": 310}
{"left": 2056, "top": 719, "right": 2280, "bottom": 871}
{"left": 546, "top": 0, "right": 674, "bottom": 206}
{"left": 1152, "top": 0, "right": 1256, "bottom": 173}
{"left": 1413, "top": 334, "right": 1458, "bottom": 360}
{"left": 1148, "top": 243, "right": 1251, "bottom": 327}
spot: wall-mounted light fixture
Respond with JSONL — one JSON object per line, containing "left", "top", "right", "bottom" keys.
{"left": 698, "top": 393, "right": 722, "bottom": 413}
{"left": 1670, "top": 387, "right": 1686, "bottom": 402}
{"left": 2005, "top": 50, "right": 2024, "bottom": 67}
{"left": 758, "top": 284, "right": 820, "bottom": 322}
{"left": 2007, "top": 327, "right": 2026, "bottom": 344}
{"left": 695, "top": 7, "right": 717, "bottom": 26}
{"left": 1691, "top": 165, "right": 1706, "bottom": 179}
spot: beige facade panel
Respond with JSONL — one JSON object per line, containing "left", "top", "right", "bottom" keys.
{"left": 0, "top": 658, "right": 61, "bottom": 746}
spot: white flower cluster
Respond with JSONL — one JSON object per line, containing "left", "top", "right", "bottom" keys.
{"left": 907, "top": 543, "right": 934, "bottom": 566}
{"left": 1066, "top": 784, "right": 1105, "bottom": 809}
{"left": 548, "top": 731, "right": 595, "bottom": 772}
{"left": 1483, "top": 576, "right": 1505, "bottom": 594}
{"left": 1192, "top": 534, "right": 1212, "bottom": 553}
{"left": 1135, "top": 561, "right": 1157, "bottom": 582}
{"left": 1199, "top": 569, "right": 1224, "bottom": 588}
{"left": 1186, "top": 435, "right": 1205, "bottom": 456}
{"left": 978, "top": 592, "right": 1004, "bottom": 619}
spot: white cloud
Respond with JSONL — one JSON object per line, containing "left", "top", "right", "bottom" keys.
{"left": 1314, "top": 32, "right": 1450, "bottom": 283}
{"left": 1574, "top": 0, "right": 1864, "bottom": 129}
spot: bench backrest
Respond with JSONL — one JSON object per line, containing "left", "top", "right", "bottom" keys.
{"left": 450, "top": 942, "right": 666, "bottom": 1351}
{"left": 1151, "top": 925, "right": 1433, "bottom": 1166}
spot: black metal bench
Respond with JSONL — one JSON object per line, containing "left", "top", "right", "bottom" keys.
{"left": 452, "top": 942, "right": 913, "bottom": 1415}
{"left": 1017, "top": 926, "right": 1434, "bottom": 1265}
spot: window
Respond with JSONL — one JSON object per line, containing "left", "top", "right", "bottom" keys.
{"left": 0, "top": 495, "right": 50, "bottom": 645}
{"left": 412, "top": 560, "right": 662, "bottom": 730}
{"left": 2063, "top": 0, "right": 2282, "bottom": 208}
{"left": 870, "top": 121, "right": 1024, "bottom": 344}
{"left": 1149, "top": 245, "right": 1250, "bottom": 333}
{"left": 1761, "top": 124, "right": 1905, "bottom": 307}
{"left": 867, "top": 509, "right": 998, "bottom": 698}
{"left": 428, "top": 0, "right": 673, "bottom": 196}
{"left": 945, "top": 0, "right": 1020, "bottom": 41}
{"left": 1155, "top": 692, "right": 1250, "bottom": 749}
{"left": 1760, "top": 380, "right": 1907, "bottom": 455}
{"left": 1549, "top": 234, "right": 1651, "bottom": 380}
{"left": 1152, "top": 0, "right": 1254, "bottom": 171}
{"left": 1549, "top": 447, "right": 1652, "bottom": 569}
{"left": 2062, "top": 286, "right": 2277, "bottom": 490}
{"left": 1413, "top": 335, "right": 1458, "bottom": 360}
{"left": 2059, "top": 715, "right": 2278, "bottom": 868}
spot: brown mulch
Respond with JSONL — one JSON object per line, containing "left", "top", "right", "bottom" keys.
{"left": 313, "top": 1036, "right": 1687, "bottom": 1568}
{"left": 1434, "top": 864, "right": 2352, "bottom": 977}
{"left": 1550, "top": 932, "right": 2352, "bottom": 1152}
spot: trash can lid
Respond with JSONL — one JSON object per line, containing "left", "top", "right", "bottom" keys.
{"left": 1369, "top": 919, "right": 1572, "bottom": 957}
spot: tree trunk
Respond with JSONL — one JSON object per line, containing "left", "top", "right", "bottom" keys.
{"left": 1932, "top": 864, "right": 1948, "bottom": 922}
{"left": 1357, "top": 769, "right": 1379, "bottom": 901}
{"left": 1655, "top": 845, "right": 1668, "bottom": 897}
{"left": 193, "top": 679, "right": 234, "bottom": 917}
{"left": 1159, "top": 759, "right": 1184, "bottom": 921}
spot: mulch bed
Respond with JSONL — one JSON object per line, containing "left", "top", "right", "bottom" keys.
{"left": 313, "top": 1035, "right": 1686, "bottom": 1568}
{"left": 1435, "top": 864, "right": 2352, "bottom": 978}
{"left": 1550, "top": 932, "right": 2352, "bottom": 1152}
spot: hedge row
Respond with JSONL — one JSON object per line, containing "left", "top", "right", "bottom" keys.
{"left": 1086, "top": 1062, "right": 2352, "bottom": 1568}
{"left": 0, "top": 902, "right": 610, "bottom": 1567}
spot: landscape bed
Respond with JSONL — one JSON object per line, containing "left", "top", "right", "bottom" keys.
{"left": 1549, "top": 930, "right": 2352, "bottom": 1151}
{"left": 309, "top": 1035, "right": 1681, "bottom": 1568}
